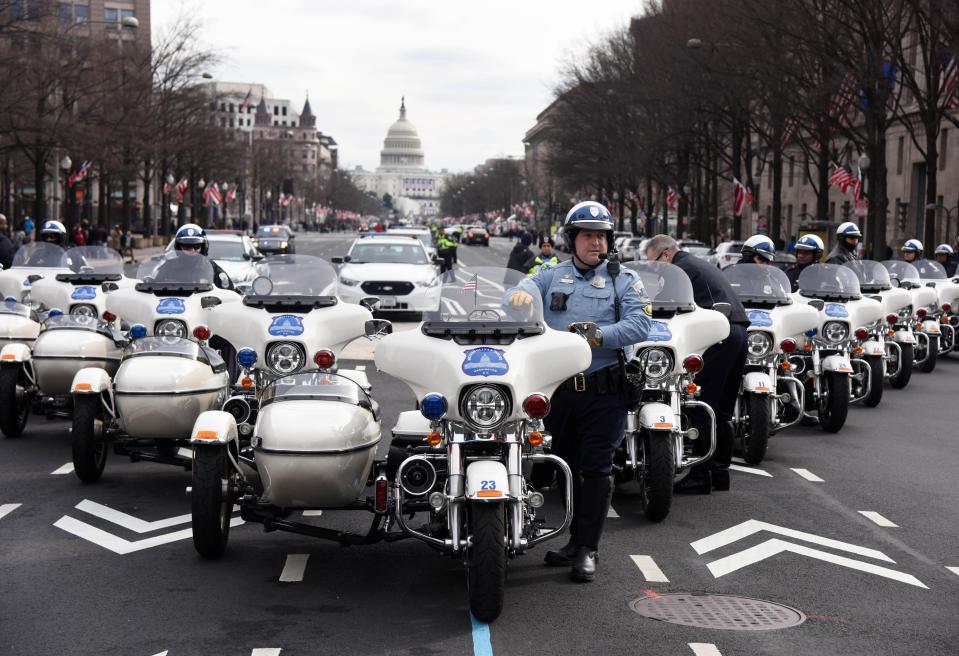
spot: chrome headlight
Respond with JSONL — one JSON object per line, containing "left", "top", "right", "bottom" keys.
{"left": 642, "top": 347, "right": 673, "bottom": 382}
{"left": 823, "top": 321, "right": 848, "bottom": 343}
{"left": 460, "top": 385, "right": 509, "bottom": 429}
{"left": 266, "top": 341, "right": 305, "bottom": 375}
{"left": 340, "top": 276, "right": 360, "bottom": 286}
{"left": 747, "top": 332, "right": 773, "bottom": 358}
{"left": 70, "top": 304, "right": 97, "bottom": 319}
{"left": 898, "top": 306, "right": 912, "bottom": 321}
{"left": 155, "top": 319, "right": 187, "bottom": 338}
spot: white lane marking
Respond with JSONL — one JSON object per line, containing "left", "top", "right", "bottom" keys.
{"left": 859, "top": 511, "right": 898, "bottom": 528}
{"left": 51, "top": 463, "right": 74, "bottom": 475}
{"left": 607, "top": 507, "right": 619, "bottom": 518}
{"left": 946, "top": 566, "right": 959, "bottom": 577}
{"left": 251, "top": 650, "right": 282, "bottom": 656}
{"left": 302, "top": 510, "right": 323, "bottom": 517}
{"left": 356, "top": 364, "right": 366, "bottom": 371}
{"left": 53, "top": 515, "right": 243, "bottom": 555}
{"left": 177, "top": 447, "right": 193, "bottom": 459}
{"left": 691, "top": 519, "right": 895, "bottom": 562}
{"left": 75, "top": 499, "right": 191, "bottom": 533}
{"left": 791, "top": 468, "right": 824, "bottom": 482}
{"left": 704, "top": 538, "right": 927, "bottom": 588}
{"left": 279, "top": 554, "right": 310, "bottom": 582}
{"left": 0, "top": 503, "right": 21, "bottom": 520}
{"left": 630, "top": 555, "right": 669, "bottom": 582}
{"left": 151, "top": 652, "right": 168, "bottom": 656}
{"left": 689, "top": 644, "right": 722, "bottom": 656}
{"left": 729, "top": 464, "right": 773, "bottom": 477}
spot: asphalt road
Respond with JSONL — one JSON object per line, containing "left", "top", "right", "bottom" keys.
{"left": 2, "top": 232, "right": 957, "bottom": 655}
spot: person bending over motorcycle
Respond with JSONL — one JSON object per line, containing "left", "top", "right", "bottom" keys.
{"left": 155, "top": 223, "right": 233, "bottom": 290}
{"left": 901, "top": 239, "right": 923, "bottom": 264}
{"left": 786, "top": 234, "right": 824, "bottom": 292}
{"left": 934, "top": 244, "right": 957, "bottom": 276}
{"left": 740, "top": 234, "right": 776, "bottom": 265}
{"left": 826, "top": 222, "right": 861, "bottom": 264}
{"left": 507, "top": 201, "right": 651, "bottom": 583}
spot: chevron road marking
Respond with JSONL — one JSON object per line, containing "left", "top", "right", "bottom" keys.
{"left": 51, "top": 462, "right": 74, "bottom": 475}
{"left": 54, "top": 515, "right": 244, "bottom": 555}
{"left": 630, "top": 555, "right": 669, "bottom": 583}
{"left": 74, "top": 499, "right": 191, "bottom": 533}
{"left": 729, "top": 464, "right": 773, "bottom": 477}
{"left": 0, "top": 503, "right": 21, "bottom": 520}
{"left": 689, "top": 645, "right": 722, "bottom": 656}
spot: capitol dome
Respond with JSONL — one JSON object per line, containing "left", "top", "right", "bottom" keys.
{"left": 379, "top": 97, "right": 425, "bottom": 169}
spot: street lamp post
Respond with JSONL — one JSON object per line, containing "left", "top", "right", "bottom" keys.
{"left": 60, "top": 155, "right": 72, "bottom": 234}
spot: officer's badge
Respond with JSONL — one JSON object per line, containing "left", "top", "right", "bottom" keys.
{"left": 589, "top": 206, "right": 600, "bottom": 217}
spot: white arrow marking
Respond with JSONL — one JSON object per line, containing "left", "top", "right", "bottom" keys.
{"left": 0, "top": 503, "right": 21, "bottom": 520}
{"left": 689, "top": 644, "right": 722, "bottom": 656}
{"left": 858, "top": 511, "right": 898, "bottom": 528}
{"left": 251, "top": 650, "right": 281, "bottom": 656}
{"left": 729, "top": 464, "right": 772, "bottom": 477}
{"left": 946, "top": 566, "right": 959, "bottom": 578}
{"left": 791, "top": 468, "right": 824, "bottom": 482}
{"left": 690, "top": 519, "right": 894, "bottom": 562}
{"left": 704, "top": 538, "right": 927, "bottom": 589}
{"left": 607, "top": 507, "right": 619, "bottom": 518}
{"left": 51, "top": 463, "right": 74, "bottom": 475}
{"left": 279, "top": 554, "right": 310, "bottom": 582}
{"left": 630, "top": 555, "right": 669, "bottom": 582}
{"left": 74, "top": 499, "right": 191, "bottom": 533}
{"left": 53, "top": 515, "right": 243, "bottom": 555}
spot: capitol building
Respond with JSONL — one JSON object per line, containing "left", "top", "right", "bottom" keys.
{"left": 351, "top": 98, "right": 449, "bottom": 218}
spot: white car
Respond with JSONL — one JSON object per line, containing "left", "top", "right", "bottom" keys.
{"left": 388, "top": 227, "right": 436, "bottom": 259}
{"left": 707, "top": 241, "right": 746, "bottom": 269}
{"left": 333, "top": 235, "right": 442, "bottom": 314}
{"left": 165, "top": 231, "right": 264, "bottom": 287}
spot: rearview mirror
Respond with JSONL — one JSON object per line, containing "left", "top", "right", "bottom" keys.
{"left": 101, "top": 282, "right": 119, "bottom": 292}
{"left": 807, "top": 299, "right": 825, "bottom": 311}
{"left": 359, "top": 297, "right": 380, "bottom": 312}
{"left": 27, "top": 274, "right": 42, "bottom": 283}
{"left": 201, "top": 296, "right": 222, "bottom": 309}
{"left": 926, "top": 282, "right": 937, "bottom": 288}
{"left": 712, "top": 302, "right": 732, "bottom": 318}
{"left": 365, "top": 319, "right": 393, "bottom": 337}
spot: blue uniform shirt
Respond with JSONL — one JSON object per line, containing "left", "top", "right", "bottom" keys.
{"left": 514, "top": 258, "right": 652, "bottom": 374}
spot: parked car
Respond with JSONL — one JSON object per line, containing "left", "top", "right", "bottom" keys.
{"left": 679, "top": 240, "right": 711, "bottom": 260}
{"left": 463, "top": 225, "right": 490, "bottom": 246}
{"left": 254, "top": 225, "right": 295, "bottom": 255}
{"left": 620, "top": 237, "right": 648, "bottom": 261}
{"left": 708, "top": 240, "right": 746, "bottom": 268}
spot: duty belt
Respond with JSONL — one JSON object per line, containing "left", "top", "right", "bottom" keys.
{"left": 560, "top": 365, "right": 623, "bottom": 395}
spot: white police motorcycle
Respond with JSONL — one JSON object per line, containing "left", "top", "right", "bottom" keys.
{"left": 0, "top": 243, "right": 72, "bottom": 353}
{"left": 910, "top": 258, "right": 959, "bottom": 355}
{"left": 882, "top": 261, "right": 941, "bottom": 373}
{"left": 376, "top": 267, "right": 591, "bottom": 622}
{"left": 187, "top": 255, "right": 381, "bottom": 558}
{"left": 725, "top": 264, "right": 820, "bottom": 464}
{"left": 68, "top": 253, "right": 236, "bottom": 482}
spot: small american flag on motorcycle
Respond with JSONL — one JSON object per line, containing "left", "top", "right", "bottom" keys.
{"left": 463, "top": 274, "right": 478, "bottom": 293}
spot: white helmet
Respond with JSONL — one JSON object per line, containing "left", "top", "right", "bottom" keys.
{"left": 934, "top": 243, "right": 954, "bottom": 256}
{"left": 836, "top": 221, "right": 862, "bottom": 238}
{"left": 40, "top": 220, "right": 67, "bottom": 246}
{"left": 901, "top": 239, "right": 923, "bottom": 256}
{"left": 795, "top": 234, "right": 825, "bottom": 253}
{"left": 742, "top": 234, "right": 776, "bottom": 262}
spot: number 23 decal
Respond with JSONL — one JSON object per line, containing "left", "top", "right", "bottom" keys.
{"left": 480, "top": 480, "right": 496, "bottom": 490}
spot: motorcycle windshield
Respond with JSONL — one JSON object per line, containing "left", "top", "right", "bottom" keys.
{"left": 622, "top": 261, "right": 696, "bottom": 312}
{"left": 124, "top": 336, "right": 224, "bottom": 369}
{"left": 260, "top": 372, "right": 371, "bottom": 409}
{"left": 725, "top": 264, "right": 792, "bottom": 305}
{"left": 135, "top": 252, "right": 215, "bottom": 293}
{"left": 881, "top": 260, "right": 921, "bottom": 284}
{"left": 843, "top": 260, "right": 892, "bottom": 291}
{"left": 11, "top": 243, "right": 66, "bottom": 268}
{"left": 912, "top": 258, "right": 947, "bottom": 280}
{"left": 43, "top": 313, "right": 114, "bottom": 337}
{"left": 0, "top": 297, "right": 32, "bottom": 318}
{"left": 427, "top": 267, "right": 544, "bottom": 328}
{"left": 257, "top": 255, "right": 337, "bottom": 295}
{"left": 797, "top": 264, "right": 862, "bottom": 300}
{"left": 57, "top": 246, "right": 124, "bottom": 280}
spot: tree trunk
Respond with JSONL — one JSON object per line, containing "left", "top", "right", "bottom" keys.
{"left": 772, "top": 145, "right": 784, "bottom": 241}
{"left": 142, "top": 158, "right": 153, "bottom": 238}
{"left": 923, "top": 114, "right": 938, "bottom": 248}
{"left": 32, "top": 147, "right": 47, "bottom": 236}
{"left": 121, "top": 176, "right": 131, "bottom": 233}
{"left": 730, "top": 118, "right": 743, "bottom": 239}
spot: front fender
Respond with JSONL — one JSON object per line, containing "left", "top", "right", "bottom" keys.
{"left": 742, "top": 371, "right": 773, "bottom": 394}
{"left": 860, "top": 339, "right": 885, "bottom": 357}
{"left": 637, "top": 403, "right": 675, "bottom": 430}
{"left": 921, "top": 320, "right": 940, "bottom": 335}
{"left": 893, "top": 330, "right": 915, "bottom": 345}
{"left": 821, "top": 354, "right": 852, "bottom": 374}
{"left": 0, "top": 342, "right": 32, "bottom": 364}
{"left": 71, "top": 367, "right": 112, "bottom": 394}
{"left": 190, "top": 410, "right": 238, "bottom": 445}
{"left": 465, "top": 461, "right": 509, "bottom": 502}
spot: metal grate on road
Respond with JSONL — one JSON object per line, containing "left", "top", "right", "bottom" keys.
{"left": 629, "top": 593, "right": 805, "bottom": 631}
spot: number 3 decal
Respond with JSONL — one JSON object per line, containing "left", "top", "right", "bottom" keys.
{"left": 480, "top": 480, "right": 496, "bottom": 490}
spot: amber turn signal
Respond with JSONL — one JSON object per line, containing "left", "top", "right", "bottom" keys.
{"left": 686, "top": 383, "right": 698, "bottom": 394}
{"left": 528, "top": 431, "right": 544, "bottom": 446}
{"left": 426, "top": 431, "right": 442, "bottom": 447}
{"left": 241, "top": 376, "right": 253, "bottom": 389}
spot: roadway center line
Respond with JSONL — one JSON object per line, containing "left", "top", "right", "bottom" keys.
{"left": 859, "top": 511, "right": 899, "bottom": 528}
{"left": 946, "top": 566, "right": 959, "bottom": 578}
{"left": 470, "top": 613, "right": 493, "bottom": 656}
{"left": 51, "top": 463, "right": 74, "bottom": 475}
{"left": 791, "top": 468, "right": 824, "bottom": 482}
{"left": 0, "top": 503, "right": 21, "bottom": 520}
{"left": 630, "top": 555, "right": 669, "bottom": 582}
{"left": 689, "top": 644, "right": 722, "bottom": 656}
{"left": 729, "top": 464, "right": 773, "bottom": 477}
{"left": 279, "top": 554, "right": 310, "bottom": 582}
{"left": 251, "top": 650, "right": 282, "bottom": 656}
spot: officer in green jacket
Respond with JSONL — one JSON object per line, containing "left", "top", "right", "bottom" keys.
{"left": 524, "top": 237, "right": 560, "bottom": 275}
{"left": 436, "top": 231, "right": 456, "bottom": 280}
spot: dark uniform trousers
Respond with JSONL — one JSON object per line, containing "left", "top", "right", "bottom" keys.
{"left": 690, "top": 323, "right": 748, "bottom": 470}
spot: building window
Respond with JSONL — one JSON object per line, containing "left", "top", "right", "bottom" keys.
{"left": 788, "top": 157, "right": 795, "bottom": 187}
{"left": 787, "top": 205, "right": 793, "bottom": 223}
{"left": 897, "top": 136, "right": 904, "bottom": 175}
{"left": 292, "top": 121, "right": 296, "bottom": 127}
{"left": 801, "top": 203, "right": 807, "bottom": 222}
{"left": 282, "top": 106, "right": 287, "bottom": 116}
{"left": 274, "top": 106, "right": 279, "bottom": 116}
{"left": 940, "top": 129, "right": 948, "bottom": 171}
{"left": 228, "top": 103, "right": 234, "bottom": 113}
{"left": 229, "top": 118, "right": 234, "bottom": 128}
{"left": 273, "top": 120, "right": 278, "bottom": 126}
{"left": 219, "top": 102, "right": 225, "bottom": 112}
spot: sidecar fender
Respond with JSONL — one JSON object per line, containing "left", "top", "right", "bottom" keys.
{"left": 0, "top": 342, "right": 31, "bottom": 364}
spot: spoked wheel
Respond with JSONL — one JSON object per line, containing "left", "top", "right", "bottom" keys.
{"left": 71, "top": 395, "right": 107, "bottom": 483}
{"left": 467, "top": 502, "right": 506, "bottom": 623}
{"left": 818, "top": 373, "right": 849, "bottom": 433}
{"left": 192, "top": 445, "right": 236, "bottom": 559}
{"left": 889, "top": 343, "right": 913, "bottom": 389}
{"left": 862, "top": 355, "right": 884, "bottom": 407}
{"left": 741, "top": 393, "right": 770, "bottom": 465}
{"left": 0, "top": 366, "right": 29, "bottom": 438}
{"left": 918, "top": 335, "right": 938, "bottom": 373}
{"left": 638, "top": 430, "right": 674, "bottom": 522}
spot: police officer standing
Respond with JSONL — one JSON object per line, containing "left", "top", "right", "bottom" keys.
{"left": 643, "top": 235, "right": 749, "bottom": 493}
{"left": 826, "top": 222, "right": 862, "bottom": 264}
{"left": 508, "top": 201, "right": 651, "bottom": 582}
{"left": 524, "top": 237, "right": 559, "bottom": 275}
{"left": 435, "top": 229, "right": 456, "bottom": 281}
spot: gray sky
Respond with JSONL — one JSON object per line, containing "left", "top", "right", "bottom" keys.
{"left": 152, "top": 1, "right": 641, "bottom": 174}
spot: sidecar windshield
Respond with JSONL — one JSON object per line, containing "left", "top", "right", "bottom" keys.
{"left": 242, "top": 254, "right": 338, "bottom": 312}
{"left": 724, "top": 264, "right": 792, "bottom": 305}
{"left": 622, "top": 261, "right": 696, "bottom": 312}
{"left": 797, "top": 264, "right": 862, "bottom": 300}
{"left": 124, "top": 336, "right": 225, "bottom": 370}
{"left": 843, "top": 260, "right": 892, "bottom": 292}
{"left": 11, "top": 243, "right": 66, "bottom": 268}
{"left": 881, "top": 260, "right": 921, "bottom": 284}
{"left": 0, "top": 297, "right": 32, "bottom": 318}
{"left": 43, "top": 313, "right": 115, "bottom": 337}
{"left": 260, "top": 372, "right": 372, "bottom": 410}
{"left": 56, "top": 246, "right": 124, "bottom": 281}
{"left": 135, "top": 252, "right": 214, "bottom": 293}
{"left": 913, "top": 258, "right": 947, "bottom": 280}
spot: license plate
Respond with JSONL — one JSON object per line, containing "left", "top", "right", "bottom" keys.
{"left": 378, "top": 296, "right": 397, "bottom": 308}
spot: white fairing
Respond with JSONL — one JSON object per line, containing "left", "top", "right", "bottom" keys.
{"left": 743, "top": 371, "right": 774, "bottom": 393}
{"left": 255, "top": 399, "right": 380, "bottom": 507}
{"left": 793, "top": 293, "right": 883, "bottom": 331}
{"left": 635, "top": 308, "right": 729, "bottom": 373}
{"left": 907, "top": 287, "right": 938, "bottom": 313}
{"left": 32, "top": 329, "right": 121, "bottom": 395}
{"left": 375, "top": 327, "right": 591, "bottom": 424}
{"left": 106, "top": 286, "right": 238, "bottom": 335}
{"left": 0, "top": 266, "right": 69, "bottom": 299}
{"left": 30, "top": 276, "right": 134, "bottom": 317}
{"left": 0, "top": 314, "right": 39, "bottom": 350}
{"left": 465, "top": 461, "right": 509, "bottom": 501}
{"left": 925, "top": 280, "right": 959, "bottom": 309}
{"left": 871, "top": 288, "right": 911, "bottom": 316}
{"left": 760, "top": 303, "right": 821, "bottom": 341}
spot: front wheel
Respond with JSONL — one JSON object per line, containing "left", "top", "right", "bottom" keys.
{"left": 0, "top": 366, "right": 29, "bottom": 438}
{"left": 639, "top": 430, "right": 674, "bottom": 522}
{"left": 889, "top": 343, "right": 913, "bottom": 389}
{"left": 192, "top": 445, "right": 235, "bottom": 559}
{"left": 72, "top": 395, "right": 107, "bottom": 483}
{"left": 467, "top": 502, "right": 506, "bottom": 623}
{"left": 818, "top": 373, "right": 849, "bottom": 433}
{"left": 918, "top": 334, "right": 938, "bottom": 373}
{"left": 742, "top": 393, "right": 770, "bottom": 465}
{"left": 862, "top": 355, "right": 884, "bottom": 407}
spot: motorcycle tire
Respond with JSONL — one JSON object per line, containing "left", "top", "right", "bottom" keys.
{"left": 818, "top": 373, "right": 849, "bottom": 433}
{"left": 71, "top": 395, "right": 107, "bottom": 483}
{"left": 862, "top": 355, "right": 884, "bottom": 407}
{"left": 0, "top": 366, "right": 29, "bottom": 438}
{"left": 918, "top": 334, "right": 938, "bottom": 373}
{"left": 742, "top": 393, "right": 770, "bottom": 465}
{"left": 640, "top": 430, "right": 675, "bottom": 522}
{"left": 467, "top": 502, "right": 506, "bottom": 623}
{"left": 192, "top": 445, "right": 235, "bottom": 559}
{"left": 889, "top": 343, "right": 913, "bottom": 389}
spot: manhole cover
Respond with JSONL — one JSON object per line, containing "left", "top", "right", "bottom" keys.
{"left": 629, "top": 593, "right": 805, "bottom": 631}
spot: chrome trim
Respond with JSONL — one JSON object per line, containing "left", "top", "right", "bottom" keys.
{"left": 680, "top": 399, "right": 715, "bottom": 470}
{"left": 524, "top": 453, "right": 573, "bottom": 547}
{"left": 883, "top": 341, "right": 903, "bottom": 378}
{"left": 849, "top": 357, "right": 872, "bottom": 403}
{"left": 775, "top": 375, "right": 805, "bottom": 431}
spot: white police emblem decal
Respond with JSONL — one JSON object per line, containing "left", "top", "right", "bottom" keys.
{"left": 462, "top": 347, "right": 509, "bottom": 377}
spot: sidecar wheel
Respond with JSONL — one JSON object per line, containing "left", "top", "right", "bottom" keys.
{"left": 0, "top": 366, "right": 29, "bottom": 438}
{"left": 889, "top": 344, "right": 913, "bottom": 389}
{"left": 467, "top": 502, "right": 506, "bottom": 623}
{"left": 818, "top": 373, "right": 849, "bottom": 433}
{"left": 639, "top": 430, "right": 674, "bottom": 522}
{"left": 192, "top": 445, "right": 234, "bottom": 558}
{"left": 918, "top": 335, "right": 938, "bottom": 373}
{"left": 861, "top": 355, "right": 884, "bottom": 407}
{"left": 742, "top": 393, "right": 770, "bottom": 465}
{"left": 72, "top": 396, "right": 107, "bottom": 483}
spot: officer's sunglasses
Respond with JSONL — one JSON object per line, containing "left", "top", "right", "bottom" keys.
{"left": 652, "top": 249, "right": 670, "bottom": 262}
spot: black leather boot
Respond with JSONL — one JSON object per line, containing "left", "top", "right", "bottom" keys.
{"left": 570, "top": 546, "right": 598, "bottom": 582}
{"left": 569, "top": 476, "right": 611, "bottom": 582}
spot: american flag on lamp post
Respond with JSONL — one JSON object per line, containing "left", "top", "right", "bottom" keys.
{"left": 938, "top": 53, "right": 959, "bottom": 109}
{"left": 828, "top": 164, "right": 857, "bottom": 194}
{"left": 666, "top": 187, "right": 679, "bottom": 212}
{"left": 175, "top": 178, "right": 188, "bottom": 203}
{"left": 733, "top": 178, "right": 750, "bottom": 217}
